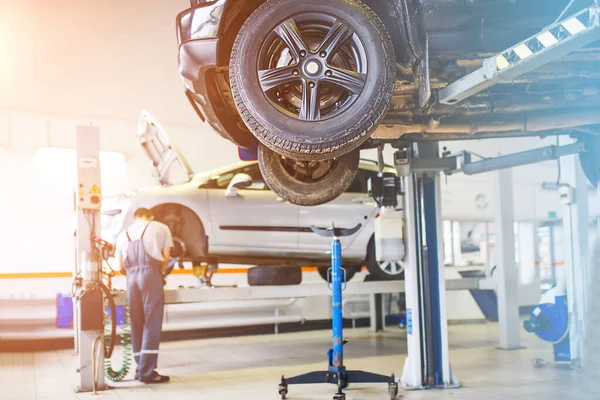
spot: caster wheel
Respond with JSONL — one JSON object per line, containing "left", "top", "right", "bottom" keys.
{"left": 278, "top": 379, "right": 288, "bottom": 399}
{"left": 532, "top": 358, "right": 546, "bottom": 368}
{"left": 389, "top": 373, "right": 399, "bottom": 399}
{"left": 279, "top": 388, "right": 288, "bottom": 400}
{"left": 333, "top": 394, "right": 346, "bottom": 400}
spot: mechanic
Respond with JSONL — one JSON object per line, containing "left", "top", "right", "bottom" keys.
{"left": 116, "top": 207, "right": 174, "bottom": 384}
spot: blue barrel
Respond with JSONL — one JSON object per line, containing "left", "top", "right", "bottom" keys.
{"left": 105, "top": 305, "right": 127, "bottom": 325}
{"left": 56, "top": 293, "right": 74, "bottom": 329}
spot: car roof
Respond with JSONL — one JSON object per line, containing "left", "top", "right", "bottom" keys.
{"left": 191, "top": 158, "right": 395, "bottom": 181}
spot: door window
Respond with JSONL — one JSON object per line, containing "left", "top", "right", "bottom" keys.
{"left": 199, "top": 164, "right": 269, "bottom": 190}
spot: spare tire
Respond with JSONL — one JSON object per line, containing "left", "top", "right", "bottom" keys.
{"left": 247, "top": 266, "right": 303, "bottom": 286}
{"left": 258, "top": 144, "right": 359, "bottom": 206}
{"left": 230, "top": 0, "right": 396, "bottom": 161}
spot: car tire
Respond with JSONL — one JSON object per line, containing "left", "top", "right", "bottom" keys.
{"left": 365, "top": 237, "right": 405, "bottom": 281}
{"left": 230, "top": 0, "right": 396, "bottom": 161}
{"left": 317, "top": 266, "right": 358, "bottom": 283}
{"left": 247, "top": 266, "right": 303, "bottom": 286}
{"left": 258, "top": 144, "right": 359, "bottom": 206}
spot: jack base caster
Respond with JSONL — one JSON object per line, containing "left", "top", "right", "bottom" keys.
{"left": 333, "top": 393, "right": 346, "bottom": 400}
{"left": 389, "top": 382, "right": 399, "bottom": 399}
{"left": 278, "top": 378, "right": 288, "bottom": 399}
{"left": 389, "top": 373, "right": 399, "bottom": 399}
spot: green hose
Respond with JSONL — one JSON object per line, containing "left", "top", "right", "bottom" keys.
{"left": 103, "top": 300, "right": 133, "bottom": 382}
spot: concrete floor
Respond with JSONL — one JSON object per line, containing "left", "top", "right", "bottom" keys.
{"left": 1, "top": 322, "right": 595, "bottom": 400}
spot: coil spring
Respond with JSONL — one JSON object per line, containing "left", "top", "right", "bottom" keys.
{"left": 103, "top": 300, "right": 133, "bottom": 382}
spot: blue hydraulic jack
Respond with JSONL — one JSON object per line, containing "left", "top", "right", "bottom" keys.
{"left": 278, "top": 223, "right": 399, "bottom": 400}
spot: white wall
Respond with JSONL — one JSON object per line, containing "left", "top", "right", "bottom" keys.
{"left": 0, "top": 0, "right": 198, "bottom": 126}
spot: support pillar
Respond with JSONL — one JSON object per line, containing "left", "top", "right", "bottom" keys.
{"left": 74, "top": 125, "right": 105, "bottom": 392}
{"left": 493, "top": 168, "right": 521, "bottom": 350}
{"left": 369, "top": 293, "right": 385, "bottom": 332}
{"left": 560, "top": 153, "right": 590, "bottom": 364}
{"left": 400, "top": 143, "right": 458, "bottom": 389}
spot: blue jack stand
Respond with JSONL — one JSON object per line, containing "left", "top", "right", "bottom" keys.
{"left": 278, "top": 224, "right": 399, "bottom": 400}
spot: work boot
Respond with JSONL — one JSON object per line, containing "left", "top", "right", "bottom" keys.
{"left": 141, "top": 371, "right": 170, "bottom": 384}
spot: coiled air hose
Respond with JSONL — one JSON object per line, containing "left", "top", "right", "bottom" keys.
{"left": 94, "top": 279, "right": 132, "bottom": 382}
{"left": 103, "top": 300, "right": 132, "bottom": 382}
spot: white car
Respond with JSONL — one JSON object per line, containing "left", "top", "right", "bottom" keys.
{"left": 101, "top": 112, "right": 404, "bottom": 283}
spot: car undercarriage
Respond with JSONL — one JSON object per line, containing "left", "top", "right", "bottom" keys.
{"left": 177, "top": 0, "right": 600, "bottom": 205}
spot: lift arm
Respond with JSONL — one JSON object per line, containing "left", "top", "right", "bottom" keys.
{"left": 439, "top": 4, "right": 600, "bottom": 105}
{"left": 408, "top": 141, "right": 586, "bottom": 176}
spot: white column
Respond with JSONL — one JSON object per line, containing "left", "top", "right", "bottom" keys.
{"left": 560, "top": 154, "right": 590, "bottom": 363}
{"left": 400, "top": 174, "right": 423, "bottom": 388}
{"left": 493, "top": 168, "right": 521, "bottom": 350}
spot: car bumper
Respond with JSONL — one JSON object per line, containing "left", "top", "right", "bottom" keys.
{"left": 176, "top": 2, "right": 253, "bottom": 148}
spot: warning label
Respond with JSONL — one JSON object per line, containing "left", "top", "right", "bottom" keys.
{"left": 90, "top": 184, "right": 101, "bottom": 195}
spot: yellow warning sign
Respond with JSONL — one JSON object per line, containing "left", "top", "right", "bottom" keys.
{"left": 90, "top": 184, "right": 101, "bottom": 195}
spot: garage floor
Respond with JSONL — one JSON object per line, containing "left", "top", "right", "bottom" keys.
{"left": 2, "top": 322, "right": 591, "bottom": 400}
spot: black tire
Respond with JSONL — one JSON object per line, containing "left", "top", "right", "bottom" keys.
{"left": 365, "top": 237, "right": 405, "bottom": 281}
{"left": 247, "top": 266, "right": 303, "bottom": 286}
{"left": 317, "top": 266, "right": 358, "bottom": 282}
{"left": 258, "top": 144, "right": 359, "bottom": 206}
{"left": 230, "top": 0, "right": 396, "bottom": 161}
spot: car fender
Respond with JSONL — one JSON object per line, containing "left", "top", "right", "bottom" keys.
{"left": 122, "top": 185, "right": 213, "bottom": 247}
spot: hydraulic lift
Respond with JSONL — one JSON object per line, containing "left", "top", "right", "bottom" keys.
{"left": 389, "top": 129, "right": 596, "bottom": 387}
{"left": 72, "top": 125, "right": 107, "bottom": 393}
{"left": 439, "top": 2, "right": 600, "bottom": 105}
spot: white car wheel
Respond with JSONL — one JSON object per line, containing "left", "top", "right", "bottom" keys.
{"left": 365, "top": 238, "right": 405, "bottom": 281}
{"left": 377, "top": 260, "right": 405, "bottom": 276}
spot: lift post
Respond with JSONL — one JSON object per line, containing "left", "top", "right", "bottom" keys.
{"left": 73, "top": 125, "right": 105, "bottom": 392}
{"left": 396, "top": 143, "right": 459, "bottom": 389}
{"left": 558, "top": 151, "right": 591, "bottom": 366}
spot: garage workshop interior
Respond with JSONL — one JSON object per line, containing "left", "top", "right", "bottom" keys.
{"left": 2, "top": 0, "right": 600, "bottom": 399}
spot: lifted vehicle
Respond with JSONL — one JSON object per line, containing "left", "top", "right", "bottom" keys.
{"left": 101, "top": 111, "right": 406, "bottom": 283}
{"left": 177, "top": 0, "right": 600, "bottom": 205}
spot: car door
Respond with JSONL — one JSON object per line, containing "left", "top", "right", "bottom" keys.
{"left": 298, "top": 166, "right": 379, "bottom": 254}
{"left": 205, "top": 163, "right": 300, "bottom": 251}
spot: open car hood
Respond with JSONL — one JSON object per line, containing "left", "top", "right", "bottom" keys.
{"left": 137, "top": 109, "right": 195, "bottom": 186}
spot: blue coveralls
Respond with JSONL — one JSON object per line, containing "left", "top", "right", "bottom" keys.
{"left": 124, "top": 223, "right": 165, "bottom": 382}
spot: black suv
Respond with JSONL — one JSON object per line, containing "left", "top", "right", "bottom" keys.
{"left": 176, "top": 0, "right": 600, "bottom": 205}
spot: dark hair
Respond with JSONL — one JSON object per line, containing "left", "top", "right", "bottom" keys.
{"left": 133, "top": 208, "right": 154, "bottom": 220}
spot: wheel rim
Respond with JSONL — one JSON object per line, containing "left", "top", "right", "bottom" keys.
{"left": 257, "top": 12, "right": 368, "bottom": 123}
{"left": 277, "top": 151, "right": 338, "bottom": 184}
{"left": 378, "top": 260, "right": 405, "bottom": 276}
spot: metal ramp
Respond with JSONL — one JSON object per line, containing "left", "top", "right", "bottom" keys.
{"left": 439, "top": 4, "right": 600, "bottom": 105}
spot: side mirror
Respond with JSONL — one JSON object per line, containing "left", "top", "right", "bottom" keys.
{"left": 225, "top": 173, "right": 253, "bottom": 197}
